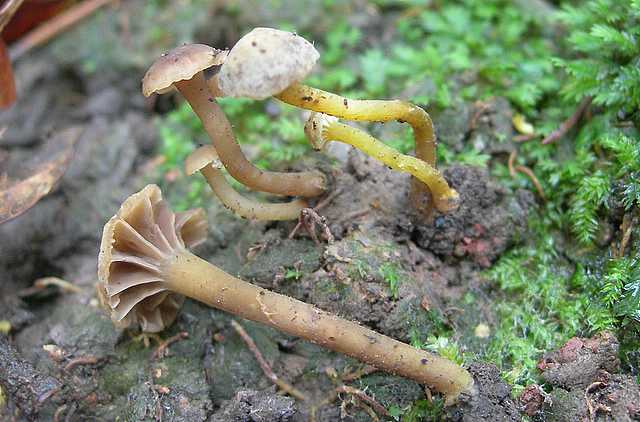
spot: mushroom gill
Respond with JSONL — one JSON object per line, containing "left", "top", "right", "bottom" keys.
{"left": 97, "top": 185, "right": 207, "bottom": 332}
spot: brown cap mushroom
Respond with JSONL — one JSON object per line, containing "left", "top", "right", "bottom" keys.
{"left": 142, "top": 42, "right": 325, "bottom": 199}
{"left": 142, "top": 44, "right": 227, "bottom": 97}
{"left": 97, "top": 184, "right": 207, "bottom": 332}
{"left": 218, "top": 27, "right": 319, "bottom": 100}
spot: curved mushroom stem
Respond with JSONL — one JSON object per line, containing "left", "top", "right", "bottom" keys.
{"left": 199, "top": 164, "right": 307, "bottom": 221}
{"left": 175, "top": 73, "right": 326, "bottom": 198}
{"left": 161, "top": 250, "right": 475, "bottom": 403}
{"left": 273, "top": 83, "right": 445, "bottom": 215}
{"left": 311, "top": 117, "right": 459, "bottom": 213}
{"left": 275, "top": 83, "right": 436, "bottom": 166}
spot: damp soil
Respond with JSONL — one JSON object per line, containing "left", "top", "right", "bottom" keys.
{"left": 0, "top": 10, "right": 632, "bottom": 422}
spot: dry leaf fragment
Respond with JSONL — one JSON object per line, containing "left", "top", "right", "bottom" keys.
{"left": 0, "top": 127, "right": 81, "bottom": 224}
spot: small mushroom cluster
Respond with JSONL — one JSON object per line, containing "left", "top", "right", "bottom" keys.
{"left": 141, "top": 27, "right": 459, "bottom": 221}
{"left": 96, "top": 27, "right": 474, "bottom": 405}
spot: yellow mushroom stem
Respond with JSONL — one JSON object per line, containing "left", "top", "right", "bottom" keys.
{"left": 175, "top": 73, "right": 325, "bottom": 198}
{"left": 306, "top": 113, "right": 459, "bottom": 213}
{"left": 186, "top": 145, "right": 306, "bottom": 221}
{"left": 160, "top": 249, "right": 475, "bottom": 403}
{"left": 275, "top": 82, "right": 436, "bottom": 167}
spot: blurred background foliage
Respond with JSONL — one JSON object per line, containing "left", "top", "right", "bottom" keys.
{"left": 47, "top": 0, "right": 639, "bottom": 409}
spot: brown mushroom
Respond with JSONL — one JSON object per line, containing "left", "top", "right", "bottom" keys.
{"left": 212, "top": 28, "right": 457, "bottom": 215}
{"left": 185, "top": 145, "right": 307, "bottom": 220}
{"left": 142, "top": 44, "right": 325, "bottom": 198}
{"left": 98, "top": 185, "right": 474, "bottom": 402}
{"left": 97, "top": 185, "right": 206, "bottom": 332}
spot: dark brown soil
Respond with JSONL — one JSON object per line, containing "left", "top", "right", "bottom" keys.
{"left": 520, "top": 333, "right": 640, "bottom": 421}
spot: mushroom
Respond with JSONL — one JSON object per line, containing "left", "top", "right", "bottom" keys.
{"left": 142, "top": 43, "right": 325, "bottom": 198}
{"left": 212, "top": 27, "right": 457, "bottom": 214}
{"left": 305, "top": 113, "right": 459, "bottom": 213}
{"left": 97, "top": 185, "right": 474, "bottom": 402}
{"left": 96, "top": 185, "right": 207, "bottom": 332}
{"left": 185, "top": 145, "right": 307, "bottom": 220}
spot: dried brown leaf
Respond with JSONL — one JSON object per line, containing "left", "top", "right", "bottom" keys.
{"left": 0, "top": 127, "right": 81, "bottom": 224}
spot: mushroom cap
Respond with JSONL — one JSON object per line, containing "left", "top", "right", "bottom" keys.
{"left": 97, "top": 184, "right": 207, "bottom": 332}
{"left": 218, "top": 27, "right": 319, "bottom": 100}
{"left": 184, "top": 145, "right": 223, "bottom": 176}
{"left": 142, "top": 44, "right": 228, "bottom": 97}
{"left": 304, "top": 112, "right": 338, "bottom": 151}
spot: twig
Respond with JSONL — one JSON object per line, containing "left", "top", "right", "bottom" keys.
{"left": 614, "top": 213, "right": 634, "bottom": 258}
{"left": 341, "top": 365, "right": 378, "bottom": 382}
{"left": 35, "top": 277, "right": 82, "bottom": 293}
{"left": 288, "top": 208, "right": 334, "bottom": 245}
{"left": 9, "top": 0, "right": 115, "bottom": 61}
{"left": 53, "top": 404, "right": 67, "bottom": 422}
{"left": 335, "top": 385, "right": 389, "bottom": 418}
{"left": 314, "top": 188, "right": 342, "bottom": 212}
{"left": 230, "top": 320, "right": 307, "bottom": 401}
{"left": 508, "top": 150, "right": 546, "bottom": 201}
{"left": 585, "top": 381, "right": 610, "bottom": 422}
{"left": 151, "top": 331, "right": 188, "bottom": 360}
{"left": 63, "top": 355, "right": 98, "bottom": 372}
{"left": 513, "top": 133, "right": 538, "bottom": 143}
{"left": 288, "top": 189, "right": 341, "bottom": 241}
{"left": 542, "top": 96, "right": 593, "bottom": 145}
{"left": 515, "top": 165, "right": 546, "bottom": 201}
{"left": 0, "top": 0, "right": 24, "bottom": 32}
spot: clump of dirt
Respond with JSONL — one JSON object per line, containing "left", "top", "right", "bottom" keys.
{"left": 521, "top": 332, "right": 640, "bottom": 421}
{"left": 538, "top": 332, "right": 620, "bottom": 390}
{"left": 410, "top": 165, "right": 534, "bottom": 268}
{"left": 446, "top": 362, "right": 520, "bottom": 421}
{"left": 211, "top": 388, "right": 298, "bottom": 421}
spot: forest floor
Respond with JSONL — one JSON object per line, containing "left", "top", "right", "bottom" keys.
{"left": 1, "top": 1, "right": 638, "bottom": 421}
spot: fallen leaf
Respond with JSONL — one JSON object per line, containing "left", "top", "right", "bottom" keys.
{"left": 0, "top": 127, "right": 82, "bottom": 224}
{"left": 512, "top": 113, "right": 535, "bottom": 135}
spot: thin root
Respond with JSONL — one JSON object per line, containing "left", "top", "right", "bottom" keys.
{"left": 585, "top": 381, "right": 611, "bottom": 422}
{"left": 288, "top": 208, "right": 334, "bottom": 245}
{"left": 542, "top": 96, "right": 593, "bottom": 145}
{"left": 230, "top": 320, "right": 307, "bottom": 401}
{"left": 335, "top": 385, "right": 389, "bottom": 418}
{"left": 508, "top": 150, "right": 546, "bottom": 201}
{"left": 151, "top": 331, "right": 188, "bottom": 360}
{"left": 64, "top": 355, "right": 99, "bottom": 372}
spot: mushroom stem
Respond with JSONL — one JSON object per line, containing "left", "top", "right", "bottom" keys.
{"left": 186, "top": 145, "right": 306, "bottom": 220}
{"left": 199, "top": 165, "right": 307, "bottom": 220}
{"left": 161, "top": 249, "right": 474, "bottom": 403}
{"left": 175, "top": 73, "right": 326, "bottom": 198}
{"left": 275, "top": 82, "right": 436, "bottom": 167}
{"left": 313, "top": 117, "right": 459, "bottom": 213}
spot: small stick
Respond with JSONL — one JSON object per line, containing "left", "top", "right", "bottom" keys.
{"left": 9, "top": 0, "right": 114, "bottom": 61}
{"left": 151, "top": 331, "right": 188, "bottom": 360}
{"left": 508, "top": 150, "right": 546, "bottom": 201}
{"left": 508, "top": 150, "right": 517, "bottom": 177}
{"left": 514, "top": 133, "right": 537, "bottom": 143}
{"left": 230, "top": 320, "right": 307, "bottom": 401}
{"left": 63, "top": 355, "right": 98, "bottom": 372}
{"left": 341, "top": 365, "right": 378, "bottom": 382}
{"left": 313, "top": 188, "right": 342, "bottom": 212}
{"left": 542, "top": 96, "right": 593, "bottom": 145}
{"left": 34, "top": 277, "right": 82, "bottom": 293}
{"left": 614, "top": 213, "right": 633, "bottom": 258}
{"left": 585, "top": 381, "right": 610, "bottom": 422}
{"left": 335, "top": 385, "right": 389, "bottom": 418}
{"left": 514, "top": 165, "right": 546, "bottom": 201}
